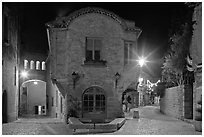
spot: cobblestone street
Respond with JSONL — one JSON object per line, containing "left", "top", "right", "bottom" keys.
{"left": 2, "top": 117, "right": 73, "bottom": 135}
{"left": 103, "top": 106, "right": 202, "bottom": 135}
{"left": 2, "top": 106, "right": 202, "bottom": 135}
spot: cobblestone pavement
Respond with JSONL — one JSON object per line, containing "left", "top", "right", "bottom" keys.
{"left": 2, "top": 117, "right": 73, "bottom": 135}
{"left": 2, "top": 106, "right": 202, "bottom": 135}
{"left": 102, "top": 106, "right": 202, "bottom": 135}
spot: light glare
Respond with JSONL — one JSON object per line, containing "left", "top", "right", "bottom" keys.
{"left": 21, "top": 71, "right": 28, "bottom": 78}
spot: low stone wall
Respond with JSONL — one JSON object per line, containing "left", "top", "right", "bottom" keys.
{"left": 160, "top": 86, "right": 184, "bottom": 120}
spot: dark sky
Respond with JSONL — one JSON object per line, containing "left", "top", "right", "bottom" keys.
{"left": 16, "top": 2, "right": 188, "bottom": 77}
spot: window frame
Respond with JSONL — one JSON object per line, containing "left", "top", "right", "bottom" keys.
{"left": 85, "top": 37, "right": 102, "bottom": 62}
{"left": 82, "top": 87, "right": 106, "bottom": 113}
{"left": 124, "top": 41, "right": 134, "bottom": 65}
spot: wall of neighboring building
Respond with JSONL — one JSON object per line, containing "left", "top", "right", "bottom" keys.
{"left": 46, "top": 58, "right": 65, "bottom": 119}
{"left": 190, "top": 3, "right": 202, "bottom": 122}
{"left": 2, "top": 4, "right": 20, "bottom": 123}
{"left": 160, "top": 86, "right": 184, "bottom": 120}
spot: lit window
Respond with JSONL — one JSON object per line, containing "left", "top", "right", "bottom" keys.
{"left": 36, "top": 61, "right": 40, "bottom": 70}
{"left": 86, "top": 38, "right": 102, "bottom": 62}
{"left": 30, "top": 60, "right": 34, "bottom": 69}
{"left": 42, "top": 61, "right": 46, "bottom": 70}
{"left": 24, "top": 60, "right": 28, "bottom": 69}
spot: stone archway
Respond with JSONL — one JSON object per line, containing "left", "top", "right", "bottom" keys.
{"left": 122, "top": 88, "right": 139, "bottom": 112}
{"left": 82, "top": 86, "right": 106, "bottom": 120}
{"left": 19, "top": 79, "right": 46, "bottom": 116}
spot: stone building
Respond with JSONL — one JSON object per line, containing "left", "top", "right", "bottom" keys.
{"left": 190, "top": 3, "right": 202, "bottom": 130}
{"left": 46, "top": 7, "right": 141, "bottom": 121}
{"left": 2, "top": 4, "right": 21, "bottom": 123}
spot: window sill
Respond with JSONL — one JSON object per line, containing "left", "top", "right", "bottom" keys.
{"left": 82, "top": 60, "right": 107, "bottom": 67}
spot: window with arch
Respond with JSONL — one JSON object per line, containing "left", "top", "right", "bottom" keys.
{"left": 24, "top": 60, "right": 28, "bottom": 69}
{"left": 30, "top": 60, "right": 34, "bottom": 69}
{"left": 83, "top": 87, "right": 105, "bottom": 113}
{"left": 42, "top": 61, "right": 46, "bottom": 70}
{"left": 36, "top": 61, "right": 40, "bottom": 70}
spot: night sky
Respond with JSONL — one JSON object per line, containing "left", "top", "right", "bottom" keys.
{"left": 13, "top": 2, "right": 188, "bottom": 77}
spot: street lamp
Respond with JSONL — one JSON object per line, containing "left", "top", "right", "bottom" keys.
{"left": 72, "top": 72, "right": 80, "bottom": 89}
{"left": 115, "top": 72, "right": 120, "bottom": 88}
{"left": 21, "top": 70, "right": 28, "bottom": 78}
{"left": 138, "top": 57, "right": 147, "bottom": 67}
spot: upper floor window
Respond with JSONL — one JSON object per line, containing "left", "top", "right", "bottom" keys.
{"left": 42, "top": 61, "right": 46, "bottom": 70}
{"left": 24, "top": 60, "right": 28, "bottom": 69}
{"left": 36, "top": 61, "right": 40, "bottom": 70}
{"left": 30, "top": 60, "right": 34, "bottom": 69}
{"left": 85, "top": 37, "right": 102, "bottom": 62}
{"left": 124, "top": 41, "right": 134, "bottom": 65}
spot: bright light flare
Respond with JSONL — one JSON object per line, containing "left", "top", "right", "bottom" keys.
{"left": 21, "top": 70, "right": 28, "bottom": 78}
{"left": 33, "top": 81, "right": 38, "bottom": 85}
{"left": 139, "top": 77, "right": 143, "bottom": 83}
{"left": 138, "top": 57, "right": 146, "bottom": 67}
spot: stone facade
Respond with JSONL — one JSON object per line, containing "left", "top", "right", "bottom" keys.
{"left": 190, "top": 3, "right": 202, "bottom": 123}
{"left": 46, "top": 7, "right": 141, "bottom": 121}
{"left": 2, "top": 4, "right": 21, "bottom": 123}
{"left": 160, "top": 86, "right": 185, "bottom": 120}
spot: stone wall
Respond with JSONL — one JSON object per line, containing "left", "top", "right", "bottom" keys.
{"left": 160, "top": 86, "right": 184, "bottom": 120}
{"left": 2, "top": 5, "right": 20, "bottom": 123}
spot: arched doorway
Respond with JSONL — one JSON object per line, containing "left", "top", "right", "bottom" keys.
{"left": 82, "top": 86, "right": 106, "bottom": 120}
{"left": 20, "top": 80, "right": 47, "bottom": 116}
{"left": 122, "top": 88, "right": 139, "bottom": 112}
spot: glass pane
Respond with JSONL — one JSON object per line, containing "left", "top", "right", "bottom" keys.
{"left": 94, "top": 39, "right": 101, "bottom": 50}
{"left": 101, "top": 95, "right": 105, "bottom": 100}
{"left": 84, "top": 94, "right": 88, "bottom": 100}
{"left": 84, "top": 101, "right": 88, "bottom": 107}
{"left": 96, "top": 95, "right": 101, "bottom": 100}
{"left": 88, "top": 94, "right": 93, "bottom": 100}
{"left": 96, "top": 100, "right": 100, "bottom": 107}
{"left": 86, "top": 50, "right": 93, "bottom": 61}
{"left": 87, "top": 39, "right": 93, "bottom": 50}
{"left": 94, "top": 50, "right": 100, "bottom": 61}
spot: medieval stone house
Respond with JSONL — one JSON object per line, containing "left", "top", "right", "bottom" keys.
{"left": 46, "top": 7, "right": 141, "bottom": 121}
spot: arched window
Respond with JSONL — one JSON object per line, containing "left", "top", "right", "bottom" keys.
{"left": 30, "top": 60, "right": 34, "bottom": 69}
{"left": 83, "top": 87, "right": 106, "bottom": 114}
{"left": 36, "top": 61, "right": 40, "bottom": 70}
{"left": 24, "top": 60, "right": 28, "bottom": 69}
{"left": 42, "top": 61, "right": 46, "bottom": 70}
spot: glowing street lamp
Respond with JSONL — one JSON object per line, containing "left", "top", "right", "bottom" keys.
{"left": 138, "top": 57, "right": 146, "bottom": 67}
{"left": 21, "top": 70, "right": 28, "bottom": 78}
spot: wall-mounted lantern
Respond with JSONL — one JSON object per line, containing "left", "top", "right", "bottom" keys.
{"left": 72, "top": 71, "right": 80, "bottom": 89}
{"left": 115, "top": 72, "right": 120, "bottom": 89}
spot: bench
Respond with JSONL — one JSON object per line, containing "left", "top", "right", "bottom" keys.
{"left": 68, "top": 117, "right": 126, "bottom": 133}
{"left": 68, "top": 117, "right": 94, "bottom": 132}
